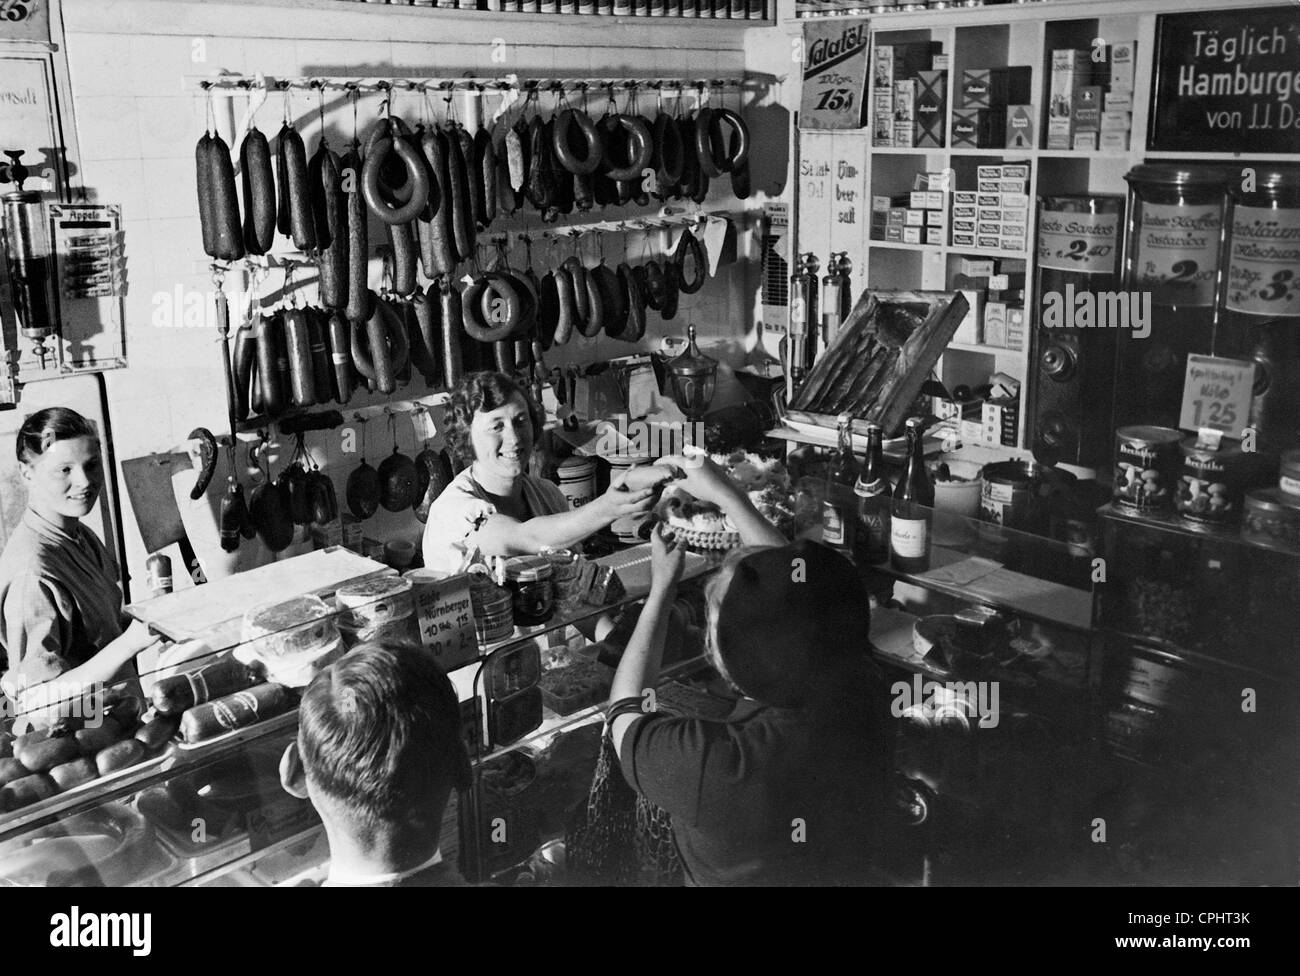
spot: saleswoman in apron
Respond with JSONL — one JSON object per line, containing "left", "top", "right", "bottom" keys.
{"left": 0, "top": 408, "right": 158, "bottom": 727}
{"left": 421, "top": 372, "right": 669, "bottom": 574}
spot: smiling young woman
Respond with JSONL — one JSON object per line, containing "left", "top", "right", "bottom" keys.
{"left": 0, "top": 408, "right": 159, "bottom": 729}
{"left": 420, "top": 372, "right": 672, "bottom": 575}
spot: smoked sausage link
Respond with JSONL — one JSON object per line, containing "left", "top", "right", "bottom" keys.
{"left": 342, "top": 148, "right": 369, "bottom": 323}
{"left": 240, "top": 127, "right": 276, "bottom": 255}
{"left": 279, "top": 125, "right": 316, "bottom": 251}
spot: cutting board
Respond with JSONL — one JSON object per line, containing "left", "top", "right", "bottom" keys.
{"left": 126, "top": 547, "right": 392, "bottom": 645}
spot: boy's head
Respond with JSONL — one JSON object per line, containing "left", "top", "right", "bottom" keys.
{"left": 280, "top": 641, "right": 471, "bottom": 849}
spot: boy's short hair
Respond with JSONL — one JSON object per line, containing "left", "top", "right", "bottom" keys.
{"left": 298, "top": 641, "right": 471, "bottom": 835}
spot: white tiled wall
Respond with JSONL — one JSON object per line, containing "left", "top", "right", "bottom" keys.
{"left": 54, "top": 0, "right": 773, "bottom": 596}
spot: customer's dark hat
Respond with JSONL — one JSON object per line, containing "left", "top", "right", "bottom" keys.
{"left": 714, "top": 539, "right": 871, "bottom": 707}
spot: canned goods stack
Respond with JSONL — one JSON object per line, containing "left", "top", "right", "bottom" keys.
{"left": 336, "top": 577, "right": 422, "bottom": 648}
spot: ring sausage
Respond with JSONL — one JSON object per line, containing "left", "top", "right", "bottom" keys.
{"left": 362, "top": 134, "right": 430, "bottom": 225}
{"left": 604, "top": 115, "right": 653, "bottom": 182}
{"left": 553, "top": 109, "right": 604, "bottom": 176}
{"left": 674, "top": 229, "right": 707, "bottom": 294}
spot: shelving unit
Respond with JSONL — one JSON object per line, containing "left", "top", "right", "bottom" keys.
{"left": 795, "top": 0, "right": 1290, "bottom": 452}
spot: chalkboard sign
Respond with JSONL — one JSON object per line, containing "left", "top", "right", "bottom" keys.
{"left": 1150, "top": 7, "right": 1300, "bottom": 154}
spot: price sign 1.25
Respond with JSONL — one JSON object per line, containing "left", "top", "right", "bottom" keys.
{"left": 1179, "top": 354, "right": 1256, "bottom": 438}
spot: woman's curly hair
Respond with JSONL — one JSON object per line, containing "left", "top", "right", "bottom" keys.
{"left": 443, "top": 371, "right": 546, "bottom": 470}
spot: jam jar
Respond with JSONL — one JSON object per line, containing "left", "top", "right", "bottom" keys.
{"left": 504, "top": 555, "right": 555, "bottom": 625}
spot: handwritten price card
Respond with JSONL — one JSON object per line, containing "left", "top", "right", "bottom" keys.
{"left": 1180, "top": 355, "right": 1255, "bottom": 437}
{"left": 411, "top": 572, "right": 479, "bottom": 670}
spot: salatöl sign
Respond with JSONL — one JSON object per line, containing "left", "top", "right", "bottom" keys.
{"left": 1149, "top": 7, "right": 1300, "bottom": 154}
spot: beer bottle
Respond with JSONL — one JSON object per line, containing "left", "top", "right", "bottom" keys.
{"left": 854, "top": 422, "right": 889, "bottom": 563}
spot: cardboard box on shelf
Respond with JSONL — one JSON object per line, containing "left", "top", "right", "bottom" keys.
{"left": 977, "top": 220, "right": 1001, "bottom": 236}
{"left": 982, "top": 398, "right": 1020, "bottom": 447}
{"left": 872, "top": 195, "right": 892, "bottom": 212}
{"left": 977, "top": 165, "right": 1002, "bottom": 180}
{"left": 977, "top": 192, "right": 1001, "bottom": 208}
{"left": 999, "top": 178, "right": 1027, "bottom": 195}
{"left": 952, "top": 204, "right": 977, "bottom": 219}
{"left": 1101, "top": 110, "right": 1132, "bottom": 131}
{"left": 1001, "top": 236, "right": 1027, "bottom": 254}
{"left": 1006, "top": 306, "right": 1026, "bottom": 350}
{"left": 978, "top": 234, "right": 1001, "bottom": 249}
{"left": 1073, "top": 131, "right": 1099, "bottom": 151}
{"left": 953, "top": 190, "right": 977, "bottom": 205}
{"left": 978, "top": 179, "right": 1000, "bottom": 193}
{"left": 1046, "top": 117, "right": 1073, "bottom": 150}
{"left": 982, "top": 300, "right": 1008, "bottom": 346}
{"left": 961, "top": 66, "right": 1033, "bottom": 110}
{"left": 916, "top": 70, "right": 947, "bottom": 148}
{"left": 909, "top": 191, "right": 929, "bottom": 209}
{"left": 961, "top": 418, "right": 986, "bottom": 444}
{"left": 1002, "top": 207, "right": 1028, "bottom": 225}
{"left": 925, "top": 209, "right": 947, "bottom": 226}
{"left": 959, "top": 258, "right": 995, "bottom": 277}
{"left": 952, "top": 286, "right": 984, "bottom": 343}
{"left": 924, "top": 190, "right": 946, "bottom": 210}
{"left": 1005, "top": 104, "right": 1034, "bottom": 149}
{"left": 1110, "top": 40, "right": 1136, "bottom": 92}
{"left": 1100, "top": 131, "right": 1130, "bottom": 151}
{"left": 893, "top": 120, "right": 915, "bottom": 147}
{"left": 976, "top": 207, "right": 1002, "bottom": 222}
{"left": 951, "top": 108, "right": 995, "bottom": 148}
{"left": 926, "top": 227, "right": 944, "bottom": 245}
{"left": 1073, "top": 86, "right": 1103, "bottom": 132}
{"left": 1002, "top": 192, "right": 1029, "bottom": 208}
{"left": 933, "top": 53, "right": 951, "bottom": 71}
{"left": 952, "top": 231, "right": 976, "bottom": 247}
{"left": 953, "top": 218, "right": 976, "bottom": 234}
{"left": 1001, "top": 164, "right": 1030, "bottom": 180}
{"left": 873, "top": 46, "right": 896, "bottom": 88}
{"left": 903, "top": 226, "right": 923, "bottom": 244}
{"left": 1104, "top": 90, "right": 1132, "bottom": 111}
{"left": 894, "top": 79, "right": 917, "bottom": 121}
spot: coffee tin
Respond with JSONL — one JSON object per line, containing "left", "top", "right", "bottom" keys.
{"left": 1175, "top": 436, "right": 1246, "bottom": 525}
{"left": 1242, "top": 488, "right": 1300, "bottom": 553}
{"left": 1113, "top": 426, "right": 1182, "bottom": 514}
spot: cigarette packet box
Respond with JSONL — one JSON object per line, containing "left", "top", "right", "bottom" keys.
{"left": 977, "top": 165, "right": 1003, "bottom": 180}
{"left": 952, "top": 231, "right": 976, "bottom": 247}
{"left": 915, "top": 70, "right": 947, "bottom": 148}
{"left": 902, "top": 226, "right": 923, "bottom": 244}
{"left": 926, "top": 227, "right": 944, "bottom": 245}
{"left": 924, "top": 191, "right": 946, "bottom": 210}
{"left": 1001, "top": 236, "right": 1027, "bottom": 254}
{"left": 977, "top": 193, "right": 1001, "bottom": 208}
{"left": 1100, "top": 131, "right": 1130, "bottom": 151}
{"left": 872, "top": 195, "right": 892, "bottom": 211}
{"left": 978, "top": 220, "right": 1002, "bottom": 236}
{"left": 925, "top": 209, "right": 947, "bottom": 226}
{"left": 910, "top": 191, "right": 929, "bottom": 209}
{"left": 1002, "top": 192, "right": 1030, "bottom": 208}
{"left": 1002, "top": 163, "right": 1030, "bottom": 180}
{"left": 1005, "top": 104, "right": 1035, "bottom": 148}
{"left": 893, "top": 120, "right": 915, "bottom": 147}
{"left": 1073, "top": 86, "right": 1103, "bottom": 131}
{"left": 960, "top": 258, "right": 995, "bottom": 277}
{"left": 1073, "top": 131, "right": 1098, "bottom": 151}
{"left": 952, "top": 204, "right": 977, "bottom": 219}
{"left": 893, "top": 79, "right": 917, "bottom": 121}
{"left": 885, "top": 226, "right": 904, "bottom": 242}
{"left": 1005, "top": 306, "right": 1026, "bottom": 350}
{"left": 952, "top": 108, "right": 999, "bottom": 148}
{"left": 977, "top": 207, "right": 1003, "bottom": 222}
{"left": 952, "top": 286, "right": 984, "bottom": 343}
{"left": 1003, "top": 207, "right": 1028, "bottom": 225}
{"left": 982, "top": 301, "right": 1008, "bottom": 346}
{"left": 1109, "top": 40, "right": 1136, "bottom": 92}
{"left": 979, "top": 234, "right": 1001, "bottom": 249}
{"left": 961, "top": 418, "right": 986, "bottom": 444}
{"left": 1101, "top": 110, "right": 1132, "bottom": 131}
{"left": 953, "top": 218, "right": 976, "bottom": 234}
{"left": 933, "top": 53, "right": 951, "bottom": 71}
{"left": 978, "top": 179, "right": 1000, "bottom": 193}
{"left": 905, "top": 209, "right": 926, "bottom": 226}
{"left": 873, "top": 46, "right": 896, "bottom": 88}
{"left": 962, "top": 66, "right": 1033, "bottom": 109}
{"left": 1104, "top": 90, "right": 1133, "bottom": 111}
{"left": 953, "top": 190, "right": 977, "bottom": 205}
{"left": 1047, "top": 117, "right": 1074, "bottom": 149}
{"left": 999, "top": 178, "right": 1027, "bottom": 194}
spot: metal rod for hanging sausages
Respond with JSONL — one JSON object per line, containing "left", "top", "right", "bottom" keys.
{"left": 196, "top": 73, "right": 781, "bottom": 97}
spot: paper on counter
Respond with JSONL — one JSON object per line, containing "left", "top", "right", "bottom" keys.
{"left": 917, "top": 556, "right": 1003, "bottom": 587}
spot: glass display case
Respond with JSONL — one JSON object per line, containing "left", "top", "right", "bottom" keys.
{"left": 0, "top": 544, "right": 722, "bottom": 887}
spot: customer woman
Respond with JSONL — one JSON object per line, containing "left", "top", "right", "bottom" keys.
{"left": 607, "top": 454, "right": 895, "bottom": 885}
{"left": 0, "top": 408, "right": 158, "bottom": 725}
{"left": 421, "top": 372, "right": 668, "bottom": 574}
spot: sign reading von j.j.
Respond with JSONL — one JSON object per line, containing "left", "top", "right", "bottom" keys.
{"left": 1149, "top": 7, "right": 1300, "bottom": 154}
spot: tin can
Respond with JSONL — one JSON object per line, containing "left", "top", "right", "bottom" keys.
{"left": 1175, "top": 436, "right": 1247, "bottom": 526}
{"left": 504, "top": 555, "right": 556, "bottom": 625}
{"left": 980, "top": 461, "right": 1036, "bottom": 529}
{"left": 1242, "top": 488, "right": 1300, "bottom": 553}
{"left": 557, "top": 455, "right": 597, "bottom": 508}
{"left": 1281, "top": 450, "right": 1300, "bottom": 499}
{"left": 1113, "top": 426, "right": 1182, "bottom": 514}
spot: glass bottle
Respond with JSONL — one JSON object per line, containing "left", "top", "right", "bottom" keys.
{"left": 822, "top": 413, "right": 859, "bottom": 555}
{"left": 854, "top": 422, "right": 889, "bottom": 563}
{"left": 891, "top": 417, "right": 934, "bottom": 573}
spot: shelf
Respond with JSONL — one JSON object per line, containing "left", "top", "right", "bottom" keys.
{"left": 944, "top": 245, "right": 1030, "bottom": 259}
{"left": 867, "top": 239, "right": 939, "bottom": 252}
{"left": 1035, "top": 149, "right": 1133, "bottom": 160}
{"left": 944, "top": 341, "right": 1025, "bottom": 356}
{"left": 864, "top": 146, "right": 943, "bottom": 155}
{"left": 947, "top": 148, "right": 1034, "bottom": 158}
{"left": 800, "top": 0, "right": 1264, "bottom": 26}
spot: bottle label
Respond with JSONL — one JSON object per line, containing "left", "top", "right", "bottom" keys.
{"left": 1037, "top": 209, "right": 1121, "bottom": 274}
{"left": 823, "top": 500, "right": 846, "bottom": 546}
{"left": 1280, "top": 475, "right": 1300, "bottom": 497}
{"left": 891, "top": 516, "right": 928, "bottom": 558}
{"left": 1135, "top": 202, "right": 1222, "bottom": 307}
{"left": 1226, "top": 205, "right": 1300, "bottom": 318}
